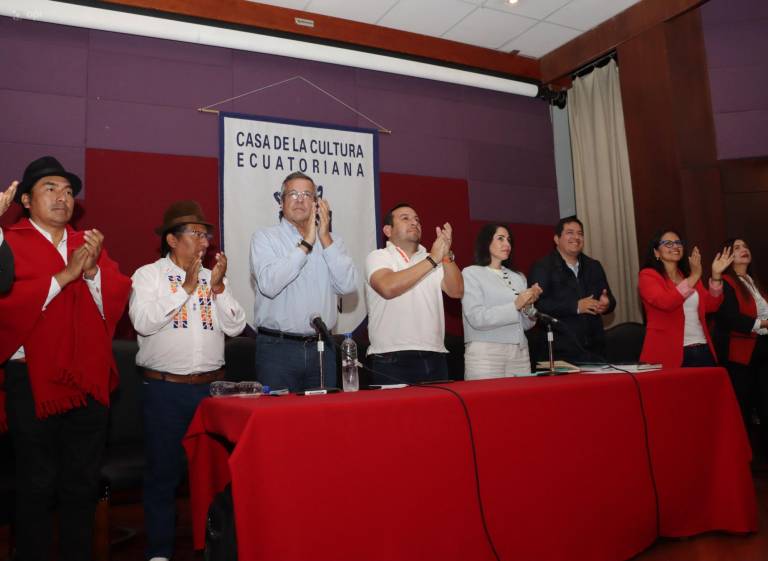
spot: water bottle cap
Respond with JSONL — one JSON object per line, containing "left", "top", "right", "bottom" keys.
{"left": 262, "top": 385, "right": 271, "bottom": 394}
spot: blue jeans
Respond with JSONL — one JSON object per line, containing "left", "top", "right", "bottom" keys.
{"left": 254, "top": 335, "right": 338, "bottom": 392}
{"left": 143, "top": 378, "right": 211, "bottom": 560}
{"left": 368, "top": 351, "right": 449, "bottom": 385}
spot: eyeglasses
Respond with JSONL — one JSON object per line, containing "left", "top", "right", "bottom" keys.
{"left": 284, "top": 190, "right": 316, "bottom": 202}
{"left": 181, "top": 230, "right": 213, "bottom": 241}
{"left": 658, "top": 239, "right": 684, "bottom": 249}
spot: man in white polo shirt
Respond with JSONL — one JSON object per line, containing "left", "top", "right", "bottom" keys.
{"left": 365, "top": 202, "right": 463, "bottom": 384}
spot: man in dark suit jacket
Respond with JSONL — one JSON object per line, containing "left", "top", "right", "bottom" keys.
{"left": 0, "top": 181, "right": 16, "bottom": 293}
{"left": 528, "top": 216, "right": 616, "bottom": 363}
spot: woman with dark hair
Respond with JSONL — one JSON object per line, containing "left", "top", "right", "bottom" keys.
{"left": 713, "top": 238, "right": 768, "bottom": 433}
{"left": 638, "top": 229, "right": 732, "bottom": 368}
{"left": 461, "top": 224, "right": 542, "bottom": 379}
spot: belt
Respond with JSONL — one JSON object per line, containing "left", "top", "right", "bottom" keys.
{"left": 375, "top": 350, "right": 444, "bottom": 358}
{"left": 143, "top": 368, "right": 225, "bottom": 384}
{"left": 684, "top": 343, "right": 709, "bottom": 349}
{"left": 258, "top": 327, "right": 317, "bottom": 342}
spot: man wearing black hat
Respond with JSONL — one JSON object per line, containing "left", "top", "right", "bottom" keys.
{"left": 129, "top": 200, "right": 246, "bottom": 561}
{"left": 0, "top": 156, "right": 131, "bottom": 561}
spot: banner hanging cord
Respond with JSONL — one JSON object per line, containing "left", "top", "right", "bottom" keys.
{"left": 198, "top": 75, "right": 392, "bottom": 134}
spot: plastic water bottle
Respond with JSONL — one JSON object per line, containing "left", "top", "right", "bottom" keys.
{"left": 210, "top": 380, "right": 263, "bottom": 397}
{"left": 340, "top": 334, "right": 359, "bottom": 392}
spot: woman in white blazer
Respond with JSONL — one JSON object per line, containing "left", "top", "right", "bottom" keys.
{"left": 462, "top": 224, "right": 542, "bottom": 379}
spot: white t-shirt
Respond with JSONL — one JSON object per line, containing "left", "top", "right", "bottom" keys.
{"left": 740, "top": 275, "right": 768, "bottom": 335}
{"left": 682, "top": 290, "right": 707, "bottom": 346}
{"left": 365, "top": 242, "right": 447, "bottom": 355}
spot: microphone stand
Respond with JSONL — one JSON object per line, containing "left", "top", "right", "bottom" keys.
{"left": 317, "top": 339, "right": 325, "bottom": 389}
{"left": 537, "top": 322, "right": 564, "bottom": 376}
{"left": 299, "top": 316, "right": 340, "bottom": 395}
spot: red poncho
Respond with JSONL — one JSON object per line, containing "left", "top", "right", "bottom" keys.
{"left": 0, "top": 218, "right": 131, "bottom": 431}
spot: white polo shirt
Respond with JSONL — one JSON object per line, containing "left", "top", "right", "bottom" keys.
{"left": 365, "top": 241, "right": 447, "bottom": 355}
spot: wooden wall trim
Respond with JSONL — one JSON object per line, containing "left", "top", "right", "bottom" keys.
{"left": 719, "top": 157, "right": 768, "bottom": 284}
{"left": 720, "top": 158, "right": 768, "bottom": 193}
{"left": 540, "top": 0, "right": 707, "bottom": 84}
{"left": 618, "top": 7, "right": 724, "bottom": 260}
{"left": 97, "top": 0, "right": 541, "bottom": 82}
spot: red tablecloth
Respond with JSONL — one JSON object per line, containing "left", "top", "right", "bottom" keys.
{"left": 183, "top": 367, "right": 756, "bottom": 561}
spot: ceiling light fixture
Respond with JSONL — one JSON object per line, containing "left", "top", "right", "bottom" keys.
{"left": 507, "top": 0, "right": 519, "bottom": 5}
{"left": 2, "top": 0, "right": 539, "bottom": 98}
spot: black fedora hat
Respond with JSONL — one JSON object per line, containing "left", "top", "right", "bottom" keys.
{"left": 15, "top": 156, "right": 82, "bottom": 203}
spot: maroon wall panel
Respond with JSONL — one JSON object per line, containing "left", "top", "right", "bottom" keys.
{"left": 84, "top": 148, "right": 220, "bottom": 279}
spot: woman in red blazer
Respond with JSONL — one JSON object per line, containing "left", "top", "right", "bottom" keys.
{"left": 638, "top": 229, "right": 733, "bottom": 368}
{"left": 713, "top": 238, "right": 768, "bottom": 430}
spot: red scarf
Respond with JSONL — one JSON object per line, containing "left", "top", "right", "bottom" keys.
{"left": 0, "top": 218, "right": 131, "bottom": 430}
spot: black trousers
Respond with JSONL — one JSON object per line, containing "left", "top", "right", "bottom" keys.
{"left": 4, "top": 360, "right": 108, "bottom": 561}
{"left": 367, "top": 350, "right": 449, "bottom": 385}
{"left": 726, "top": 335, "right": 768, "bottom": 436}
{"left": 681, "top": 344, "right": 717, "bottom": 367}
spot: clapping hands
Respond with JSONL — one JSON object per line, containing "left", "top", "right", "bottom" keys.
{"left": 81, "top": 229, "right": 104, "bottom": 279}
{"left": 210, "top": 252, "right": 227, "bottom": 294}
{"left": 688, "top": 246, "right": 703, "bottom": 279}
{"left": 0, "top": 181, "right": 17, "bottom": 218}
{"left": 578, "top": 289, "right": 610, "bottom": 315}
{"left": 515, "top": 282, "right": 542, "bottom": 310}
{"left": 429, "top": 222, "right": 453, "bottom": 262}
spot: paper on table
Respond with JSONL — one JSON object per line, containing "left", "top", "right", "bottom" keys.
{"left": 381, "top": 384, "right": 408, "bottom": 389}
{"left": 580, "top": 363, "right": 663, "bottom": 374}
{"left": 535, "top": 360, "right": 580, "bottom": 373}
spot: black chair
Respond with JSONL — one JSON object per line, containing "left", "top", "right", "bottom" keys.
{"left": 94, "top": 339, "right": 145, "bottom": 561}
{"left": 603, "top": 322, "right": 646, "bottom": 364}
{"left": 223, "top": 335, "right": 257, "bottom": 382}
{"left": 445, "top": 334, "right": 466, "bottom": 381}
{"left": 102, "top": 340, "right": 145, "bottom": 494}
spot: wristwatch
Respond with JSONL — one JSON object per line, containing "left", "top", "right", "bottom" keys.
{"left": 298, "top": 239, "right": 313, "bottom": 253}
{"left": 425, "top": 255, "right": 438, "bottom": 268}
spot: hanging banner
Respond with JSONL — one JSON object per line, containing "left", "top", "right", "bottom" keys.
{"left": 220, "top": 113, "right": 379, "bottom": 334}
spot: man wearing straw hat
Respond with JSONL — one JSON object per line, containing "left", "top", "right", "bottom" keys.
{"left": 129, "top": 200, "right": 246, "bottom": 561}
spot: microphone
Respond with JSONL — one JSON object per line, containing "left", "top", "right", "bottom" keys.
{"left": 525, "top": 306, "right": 560, "bottom": 325}
{"left": 309, "top": 314, "right": 334, "bottom": 344}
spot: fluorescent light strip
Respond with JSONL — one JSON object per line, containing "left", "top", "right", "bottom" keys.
{"left": 1, "top": 0, "right": 539, "bottom": 97}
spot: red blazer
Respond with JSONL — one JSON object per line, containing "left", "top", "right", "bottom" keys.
{"left": 719, "top": 275, "right": 759, "bottom": 365}
{"left": 638, "top": 268, "right": 722, "bottom": 368}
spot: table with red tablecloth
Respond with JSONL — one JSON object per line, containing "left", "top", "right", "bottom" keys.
{"left": 183, "top": 367, "right": 756, "bottom": 561}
